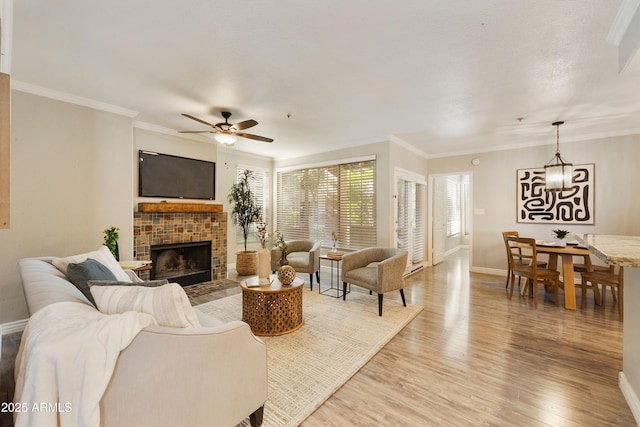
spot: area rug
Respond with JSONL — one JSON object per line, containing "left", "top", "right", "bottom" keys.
{"left": 194, "top": 288, "right": 423, "bottom": 427}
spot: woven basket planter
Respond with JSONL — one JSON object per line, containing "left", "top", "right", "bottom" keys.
{"left": 236, "top": 251, "right": 258, "bottom": 276}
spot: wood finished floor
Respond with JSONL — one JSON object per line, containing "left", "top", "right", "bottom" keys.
{"left": 1, "top": 249, "right": 636, "bottom": 426}
{"left": 302, "top": 250, "right": 635, "bottom": 427}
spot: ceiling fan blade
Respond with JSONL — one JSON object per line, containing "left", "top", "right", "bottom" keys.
{"left": 182, "top": 113, "right": 215, "bottom": 128}
{"left": 233, "top": 119, "right": 258, "bottom": 131}
{"left": 178, "top": 130, "right": 216, "bottom": 134}
{"left": 236, "top": 132, "right": 274, "bottom": 143}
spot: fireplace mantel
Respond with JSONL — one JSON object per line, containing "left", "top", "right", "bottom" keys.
{"left": 138, "top": 202, "right": 223, "bottom": 213}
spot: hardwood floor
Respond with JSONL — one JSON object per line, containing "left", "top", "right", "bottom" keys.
{"left": 1, "top": 249, "right": 636, "bottom": 426}
{"left": 303, "top": 249, "right": 636, "bottom": 426}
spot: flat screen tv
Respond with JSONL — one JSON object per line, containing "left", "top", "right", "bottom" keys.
{"left": 138, "top": 150, "right": 215, "bottom": 200}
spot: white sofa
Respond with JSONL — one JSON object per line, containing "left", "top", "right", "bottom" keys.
{"left": 18, "top": 255, "right": 268, "bottom": 427}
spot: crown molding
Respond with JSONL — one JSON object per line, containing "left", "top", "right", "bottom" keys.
{"left": 390, "top": 134, "right": 429, "bottom": 159}
{"left": 133, "top": 120, "right": 218, "bottom": 144}
{"left": 11, "top": 80, "right": 139, "bottom": 117}
{"left": 426, "top": 127, "right": 640, "bottom": 160}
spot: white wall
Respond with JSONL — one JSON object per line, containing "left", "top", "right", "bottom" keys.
{"left": 0, "top": 91, "right": 134, "bottom": 323}
{"left": 427, "top": 136, "right": 640, "bottom": 273}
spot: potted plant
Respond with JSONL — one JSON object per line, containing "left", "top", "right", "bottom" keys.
{"left": 103, "top": 226, "right": 120, "bottom": 261}
{"left": 552, "top": 229, "right": 569, "bottom": 240}
{"left": 228, "top": 170, "right": 262, "bottom": 275}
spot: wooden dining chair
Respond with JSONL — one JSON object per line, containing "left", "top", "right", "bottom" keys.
{"left": 502, "top": 231, "right": 547, "bottom": 292}
{"left": 580, "top": 266, "right": 624, "bottom": 321}
{"left": 573, "top": 255, "right": 612, "bottom": 307}
{"left": 573, "top": 255, "right": 612, "bottom": 274}
{"left": 506, "top": 236, "right": 561, "bottom": 309}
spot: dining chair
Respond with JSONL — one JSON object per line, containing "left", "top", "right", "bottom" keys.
{"left": 501, "top": 231, "right": 547, "bottom": 292}
{"left": 580, "top": 265, "right": 624, "bottom": 321}
{"left": 573, "top": 255, "right": 612, "bottom": 307}
{"left": 573, "top": 255, "right": 612, "bottom": 274}
{"left": 506, "top": 236, "right": 561, "bottom": 309}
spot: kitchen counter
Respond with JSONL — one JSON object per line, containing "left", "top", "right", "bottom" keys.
{"left": 578, "top": 233, "right": 640, "bottom": 423}
{"left": 578, "top": 234, "right": 640, "bottom": 267}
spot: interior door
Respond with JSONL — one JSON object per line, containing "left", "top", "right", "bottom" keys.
{"left": 395, "top": 171, "right": 426, "bottom": 270}
{"left": 432, "top": 176, "right": 447, "bottom": 265}
{"left": 395, "top": 178, "right": 409, "bottom": 257}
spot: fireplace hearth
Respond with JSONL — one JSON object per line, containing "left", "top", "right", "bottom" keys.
{"left": 151, "top": 241, "right": 212, "bottom": 286}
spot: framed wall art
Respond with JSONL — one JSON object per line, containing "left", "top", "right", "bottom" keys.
{"left": 516, "top": 163, "right": 595, "bottom": 224}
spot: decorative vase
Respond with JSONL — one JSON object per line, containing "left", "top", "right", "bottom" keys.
{"left": 258, "top": 247, "right": 271, "bottom": 285}
{"left": 277, "top": 265, "right": 296, "bottom": 285}
{"left": 280, "top": 249, "right": 288, "bottom": 266}
{"left": 236, "top": 251, "right": 258, "bottom": 276}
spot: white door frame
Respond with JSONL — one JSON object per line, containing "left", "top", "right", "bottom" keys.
{"left": 393, "top": 168, "right": 426, "bottom": 265}
{"left": 427, "top": 171, "right": 473, "bottom": 268}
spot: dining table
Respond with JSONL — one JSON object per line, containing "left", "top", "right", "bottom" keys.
{"left": 528, "top": 241, "right": 592, "bottom": 310}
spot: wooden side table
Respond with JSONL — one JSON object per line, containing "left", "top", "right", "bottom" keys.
{"left": 240, "top": 275, "right": 304, "bottom": 336}
{"left": 119, "top": 261, "right": 152, "bottom": 281}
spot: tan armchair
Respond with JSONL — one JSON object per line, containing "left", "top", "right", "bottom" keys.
{"left": 340, "top": 247, "right": 408, "bottom": 316}
{"left": 271, "top": 240, "right": 321, "bottom": 290}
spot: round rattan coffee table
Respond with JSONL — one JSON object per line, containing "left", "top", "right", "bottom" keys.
{"left": 240, "top": 274, "right": 304, "bottom": 336}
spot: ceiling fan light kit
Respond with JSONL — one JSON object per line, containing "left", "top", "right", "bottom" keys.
{"left": 179, "top": 111, "right": 273, "bottom": 145}
{"left": 214, "top": 132, "right": 238, "bottom": 146}
{"left": 544, "top": 121, "right": 573, "bottom": 191}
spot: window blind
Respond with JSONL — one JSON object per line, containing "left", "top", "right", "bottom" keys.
{"left": 413, "top": 183, "right": 426, "bottom": 262}
{"left": 276, "top": 160, "right": 376, "bottom": 250}
{"left": 446, "top": 178, "right": 461, "bottom": 236}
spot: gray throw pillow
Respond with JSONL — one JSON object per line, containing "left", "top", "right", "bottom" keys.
{"left": 66, "top": 258, "right": 117, "bottom": 306}
{"left": 87, "top": 279, "right": 169, "bottom": 288}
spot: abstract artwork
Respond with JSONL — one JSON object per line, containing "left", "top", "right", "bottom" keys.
{"left": 516, "top": 164, "right": 595, "bottom": 224}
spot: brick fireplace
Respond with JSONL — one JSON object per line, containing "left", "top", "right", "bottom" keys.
{"left": 133, "top": 203, "right": 227, "bottom": 282}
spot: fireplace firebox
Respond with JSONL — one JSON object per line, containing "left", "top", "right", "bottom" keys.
{"left": 150, "top": 241, "right": 212, "bottom": 286}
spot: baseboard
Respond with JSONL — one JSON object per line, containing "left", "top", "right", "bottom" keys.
{"left": 1, "top": 319, "right": 28, "bottom": 336}
{"left": 619, "top": 372, "right": 640, "bottom": 424}
{"left": 470, "top": 266, "right": 506, "bottom": 276}
{"left": 403, "top": 263, "right": 424, "bottom": 277}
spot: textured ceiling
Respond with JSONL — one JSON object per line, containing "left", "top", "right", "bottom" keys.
{"left": 9, "top": 0, "right": 640, "bottom": 159}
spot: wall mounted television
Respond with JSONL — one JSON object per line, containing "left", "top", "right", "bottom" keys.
{"left": 138, "top": 150, "right": 215, "bottom": 200}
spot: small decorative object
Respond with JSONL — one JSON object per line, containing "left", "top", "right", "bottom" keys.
{"left": 277, "top": 265, "right": 296, "bottom": 285}
{"left": 228, "top": 169, "right": 262, "bottom": 275}
{"left": 331, "top": 231, "right": 339, "bottom": 252}
{"left": 256, "top": 218, "right": 271, "bottom": 285}
{"left": 273, "top": 230, "right": 288, "bottom": 266}
{"left": 103, "top": 226, "right": 120, "bottom": 261}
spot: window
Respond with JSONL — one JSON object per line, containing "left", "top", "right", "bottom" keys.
{"left": 446, "top": 178, "right": 461, "bottom": 236}
{"left": 236, "top": 167, "right": 269, "bottom": 244}
{"left": 276, "top": 159, "right": 376, "bottom": 250}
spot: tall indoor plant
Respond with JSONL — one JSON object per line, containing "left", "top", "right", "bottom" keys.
{"left": 228, "top": 169, "right": 262, "bottom": 275}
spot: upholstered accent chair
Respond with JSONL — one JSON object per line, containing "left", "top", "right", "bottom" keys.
{"left": 340, "top": 247, "right": 408, "bottom": 316}
{"left": 271, "top": 240, "right": 321, "bottom": 290}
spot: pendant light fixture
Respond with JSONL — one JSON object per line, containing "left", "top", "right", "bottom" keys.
{"left": 544, "top": 121, "right": 573, "bottom": 191}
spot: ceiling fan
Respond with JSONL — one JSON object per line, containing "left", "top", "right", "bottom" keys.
{"left": 179, "top": 111, "right": 274, "bottom": 145}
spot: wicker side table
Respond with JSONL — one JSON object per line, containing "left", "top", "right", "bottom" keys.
{"left": 240, "top": 274, "right": 304, "bottom": 336}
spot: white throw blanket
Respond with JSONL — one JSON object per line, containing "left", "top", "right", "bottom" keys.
{"left": 14, "top": 301, "right": 157, "bottom": 427}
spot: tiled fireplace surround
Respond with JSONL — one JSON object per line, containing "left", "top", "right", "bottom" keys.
{"left": 133, "top": 205, "right": 228, "bottom": 281}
